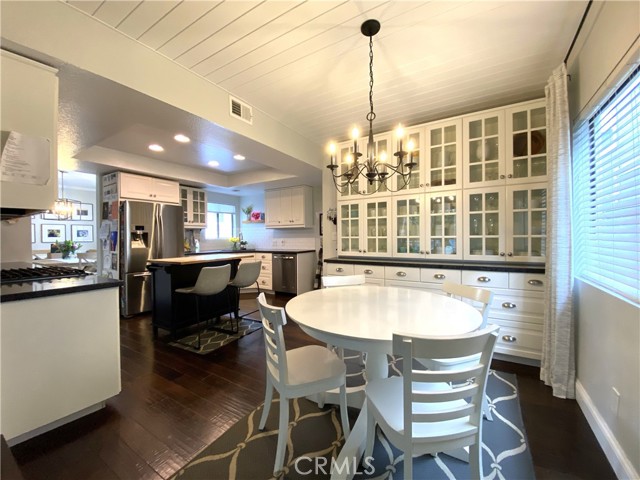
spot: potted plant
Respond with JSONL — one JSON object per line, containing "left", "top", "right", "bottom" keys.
{"left": 54, "top": 240, "right": 82, "bottom": 259}
{"left": 242, "top": 204, "right": 253, "bottom": 221}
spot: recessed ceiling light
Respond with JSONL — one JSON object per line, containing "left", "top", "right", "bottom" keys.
{"left": 174, "top": 134, "right": 190, "bottom": 143}
{"left": 233, "top": 154, "right": 246, "bottom": 161}
{"left": 148, "top": 144, "right": 164, "bottom": 152}
{"left": 207, "top": 160, "right": 220, "bottom": 167}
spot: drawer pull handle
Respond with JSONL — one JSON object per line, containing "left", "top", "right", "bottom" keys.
{"left": 502, "top": 302, "right": 517, "bottom": 309}
{"left": 502, "top": 335, "right": 517, "bottom": 343}
{"left": 434, "top": 274, "right": 446, "bottom": 280}
{"left": 336, "top": 267, "right": 344, "bottom": 273}
{"left": 364, "top": 269, "right": 373, "bottom": 274}
{"left": 528, "top": 279, "right": 543, "bottom": 286}
{"left": 477, "top": 276, "right": 491, "bottom": 283}
{"left": 396, "top": 271, "right": 407, "bottom": 277}
{"left": 262, "top": 266, "right": 267, "bottom": 270}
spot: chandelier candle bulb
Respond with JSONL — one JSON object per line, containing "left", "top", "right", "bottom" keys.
{"left": 396, "top": 125, "right": 405, "bottom": 152}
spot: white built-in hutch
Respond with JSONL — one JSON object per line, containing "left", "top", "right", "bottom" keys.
{"left": 325, "top": 99, "right": 547, "bottom": 362}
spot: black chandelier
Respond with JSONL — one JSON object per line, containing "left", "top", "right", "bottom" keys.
{"left": 327, "top": 19, "right": 417, "bottom": 195}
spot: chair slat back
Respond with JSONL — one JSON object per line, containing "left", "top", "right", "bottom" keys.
{"left": 230, "top": 261, "right": 262, "bottom": 288}
{"left": 393, "top": 325, "right": 499, "bottom": 436}
{"left": 322, "top": 274, "right": 366, "bottom": 288}
{"left": 257, "top": 293, "right": 288, "bottom": 385}
{"left": 442, "top": 281, "right": 494, "bottom": 328}
{"left": 192, "top": 264, "right": 231, "bottom": 296}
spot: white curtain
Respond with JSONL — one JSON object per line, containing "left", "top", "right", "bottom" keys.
{"left": 541, "top": 63, "right": 575, "bottom": 399}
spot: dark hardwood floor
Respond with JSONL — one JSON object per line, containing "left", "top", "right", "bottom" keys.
{"left": 5, "top": 293, "right": 614, "bottom": 480}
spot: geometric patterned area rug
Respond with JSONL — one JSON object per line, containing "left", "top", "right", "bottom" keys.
{"left": 168, "top": 318, "right": 262, "bottom": 355}
{"left": 170, "top": 358, "right": 534, "bottom": 479}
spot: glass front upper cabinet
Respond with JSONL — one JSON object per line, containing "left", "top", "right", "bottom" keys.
{"left": 426, "top": 119, "right": 462, "bottom": 191}
{"left": 337, "top": 142, "right": 361, "bottom": 199}
{"left": 392, "top": 127, "right": 424, "bottom": 193}
{"left": 337, "top": 201, "right": 360, "bottom": 254}
{"left": 427, "top": 191, "right": 463, "bottom": 259}
{"left": 506, "top": 101, "right": 547, "bottom": 184}
{"left": 463, "top": 111, "right": 505, "bottom": 188}
{"left": 464, "top": 187, "right": 505, "bottom": 260}
{"left": 337, "top": 200, "right": 390, "bottom": 256}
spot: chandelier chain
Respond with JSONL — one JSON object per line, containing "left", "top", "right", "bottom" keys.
{"left": 366, "top": 35, "right": 376, "bottom": 123}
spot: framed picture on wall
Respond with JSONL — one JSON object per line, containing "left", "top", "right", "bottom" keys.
{"left": 41, "top": 224, "right": 66, "bottom": 243}
{"left": 71, "top": 224, "right": 94, "bottom": 242}
{"left": 72, "top": 203, "right": 94, "bottom": 221}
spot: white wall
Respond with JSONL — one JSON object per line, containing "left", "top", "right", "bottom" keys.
{"left": 566, "top": 2, "right": 640, "bottom": 478}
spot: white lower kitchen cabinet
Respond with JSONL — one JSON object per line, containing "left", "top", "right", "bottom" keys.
{"left": 1, "top": 287, "right": 121, "bottom": 444}
{"left": 324, "top": 261, "right": 545, "bottom": 362}
{"left": 256, "top": 252, "right": 273, "bottom": 291}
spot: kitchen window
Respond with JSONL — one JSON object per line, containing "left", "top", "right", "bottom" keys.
{"left": 204, "top": 203, "right": 236, "bottom": 240}
{"left": 573, "top": 65, "right": 639, "bottom": 305}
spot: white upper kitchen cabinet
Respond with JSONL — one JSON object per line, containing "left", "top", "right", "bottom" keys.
{"left": 180, "top": 186, "right": 206, "bottom": 228}
{"left": 337, "top": 198, "right": 391, "bottom": 257}
{"left": 463, "top": 110, "right": 506, "bottom": 188}
{"left": 505, "top": 100, "right": 548, "bottom": 184}
{"left": 265, "top": 185, "right": 313, "bottom": 228}
{"left": 118, "top": 172, "right": 180, "bottom": 204}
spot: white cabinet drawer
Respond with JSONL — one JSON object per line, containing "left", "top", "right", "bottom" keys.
{"left": 385, "top": 266, "right": 421, "bottom": 282}
{"left": 493, "top": 325, "right": 542, "bottom": 359}
{"left": 354, "top": 264, "right": 384, "bottom": 279}
{"left": 509, "top": 272, "right": 546, "bottom": 291}
{"left": 259, "top": 262, "right": 272, "bottom": 275}
{"left": 258, "top": 275, "right": 272, "bottom": 290}
{"left": 420, "top": 268, "right": 462, "bottom": 285}
{"left": 325, "top": 264, "right": 355, "bottom": 276}
{"left": 491, "top": 291, "right": 545, "bottom": 317}
{"left": 462, "top": 270, "right": 509, "bottom": 289}
{"left": 256, "top": 252, "right": 273, "bottom": 264}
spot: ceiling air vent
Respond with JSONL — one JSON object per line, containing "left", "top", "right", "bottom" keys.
{"left": 229, "top": 96, "right": 253, "bottom": 125}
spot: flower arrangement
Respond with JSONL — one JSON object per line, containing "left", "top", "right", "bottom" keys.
{"left": 54, "top": 240, "right": 82, "bottom": 259}
{"left": 229, "top": 237, "right": 240, "bottom": 250}
{"left": 241, "top": 204, "right": 253, "bottom": 220}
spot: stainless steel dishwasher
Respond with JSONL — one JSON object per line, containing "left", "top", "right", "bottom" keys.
{"left": 272, "top": 253, "right": 297, "bottom": 293}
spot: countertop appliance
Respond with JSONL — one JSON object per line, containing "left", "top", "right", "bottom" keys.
{"left": 0, "top": 264, "right": 88, "bottom": 284}
{"left": 272, "top": 253, "right": 297, "bottom": 294}
{"left": 121, "top": 200, "right": 184, "bottom": 316}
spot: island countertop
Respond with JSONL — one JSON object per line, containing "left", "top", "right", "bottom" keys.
{"left": 147, "top": 252, "right": 255, "bottom": 266}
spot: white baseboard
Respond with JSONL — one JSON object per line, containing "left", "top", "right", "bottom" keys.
{"left": 576, "top": 380, "right": 638, "bottom": 480}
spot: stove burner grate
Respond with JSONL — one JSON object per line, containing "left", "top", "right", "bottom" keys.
{"left": 0, "top": 266, "right": 89, "bottom": 285}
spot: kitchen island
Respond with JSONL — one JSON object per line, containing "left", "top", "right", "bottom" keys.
{"left": 0, "top": 264, "right": 122, "bottom": 445}
{"left": 147, "top": 253, "right": 254, "bottom": 338}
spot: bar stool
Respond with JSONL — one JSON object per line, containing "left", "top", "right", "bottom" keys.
{"left": 174, "top": 264, "right": 233, "bottom": 350}
{"left": 228, "top": 261, "right": 262, "bottom": 322}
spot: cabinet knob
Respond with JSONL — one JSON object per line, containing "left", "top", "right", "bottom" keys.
{"left": 499, "top": 252, "right": 505, "bottom": 256}
{"left": 261, "top": 266, "right": 266, "bottom": 270}
{"left": 528, "top": 279, "right": 543, "bottom": 286}
{"left": 507, "top": 252, "right": 513, "bottom": 257}
{"left": 500, "top": 175, "right": 505, "bottom": 179}
{"left": 363, "top": 250, "right": 367, "bottom": 253}
{"left": 502, "top": 302, "right": 517, "bottom": 309}
{"left": 477, "top": 276, "right": 491, "bottom": 283}
{"left": 502, "top": 335, "right": 517, "bottom": 343}
{"left": 420, "top": 251, "right": 424, "bottom": 254}
{"left": 507, "top": 174, "right": 513, "bottom": 178}
{"left": 434, "top": 273, "right": 446, "bottom": 280}
{"left": 336, "top": 267, "right": 344, "bottom": 273}
{"left": 364, "top": 269, "right": 373, "bottom": 275}
{"left": 396, "top": 271, "right": 407, "bottom": 277}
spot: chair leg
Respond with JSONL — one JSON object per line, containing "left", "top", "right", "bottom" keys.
{"left": 404, "top": 448, "right": 413, "bottom": 480}
{"left": 483, "top": 395, "right": 493, "bottom": 421}
{"left": 364, "top": 404, "right": 375, "bottom": 458}
{"left": 237, "top": 281, "right": 262, "bottom": 323}
{"left": 259, "top": 378, "right": 274, "bottom": 430}
{"left": 338, "top": 382, "right": 350, "bottom": 439}
{"left": 273, "top": 396, "right": 290, "bottom": 476}
{"left": 469, "top": 441, "right": 481, "bottom": 480}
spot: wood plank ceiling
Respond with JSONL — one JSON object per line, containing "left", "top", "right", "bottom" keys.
{"left": 66, "top": 0, "right": 587, "bottom": 148}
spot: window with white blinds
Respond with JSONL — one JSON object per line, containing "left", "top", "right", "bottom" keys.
{"left": 572, "top": 65, "right": 640, "bottom": 305}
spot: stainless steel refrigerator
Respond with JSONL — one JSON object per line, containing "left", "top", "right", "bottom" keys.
{"left": 121, "top": 200, "right": 184, "bottom": 316}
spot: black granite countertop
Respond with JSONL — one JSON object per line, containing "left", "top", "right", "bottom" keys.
{"left": 1, "top": 275, "right": 122, "bottom": 302}
{"left": 186, "top": 249, "right": 316, "bottom": 255}
{"left": 324, "top": 256, "right": 545, "bottom": 274}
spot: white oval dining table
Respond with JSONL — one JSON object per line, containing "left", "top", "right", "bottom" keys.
{"left": 285, "top": 285, "right": 483, "bottom": 480}
{"left": 285, "top": 285, "right": 483, "bottom": 381}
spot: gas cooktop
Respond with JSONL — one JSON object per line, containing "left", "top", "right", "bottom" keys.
{"left": 0, "top": 265, "right": 89, "bottom": 285}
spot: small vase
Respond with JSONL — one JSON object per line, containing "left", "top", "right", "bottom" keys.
{"left": 232, "top": 243, "right": 239, "bottom": 251}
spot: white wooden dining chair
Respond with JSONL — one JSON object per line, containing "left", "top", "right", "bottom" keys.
{"left": 365, "top": 324, "right": 499, "bottom": 480}
{"left": 257, "top": 293, "right": 350, "bottom": 476}
{"left": 321, "top": 274, "right": 366, "bottom": 363}
{"left": 418, "top": 280, "right": 495, "bottom": 419}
